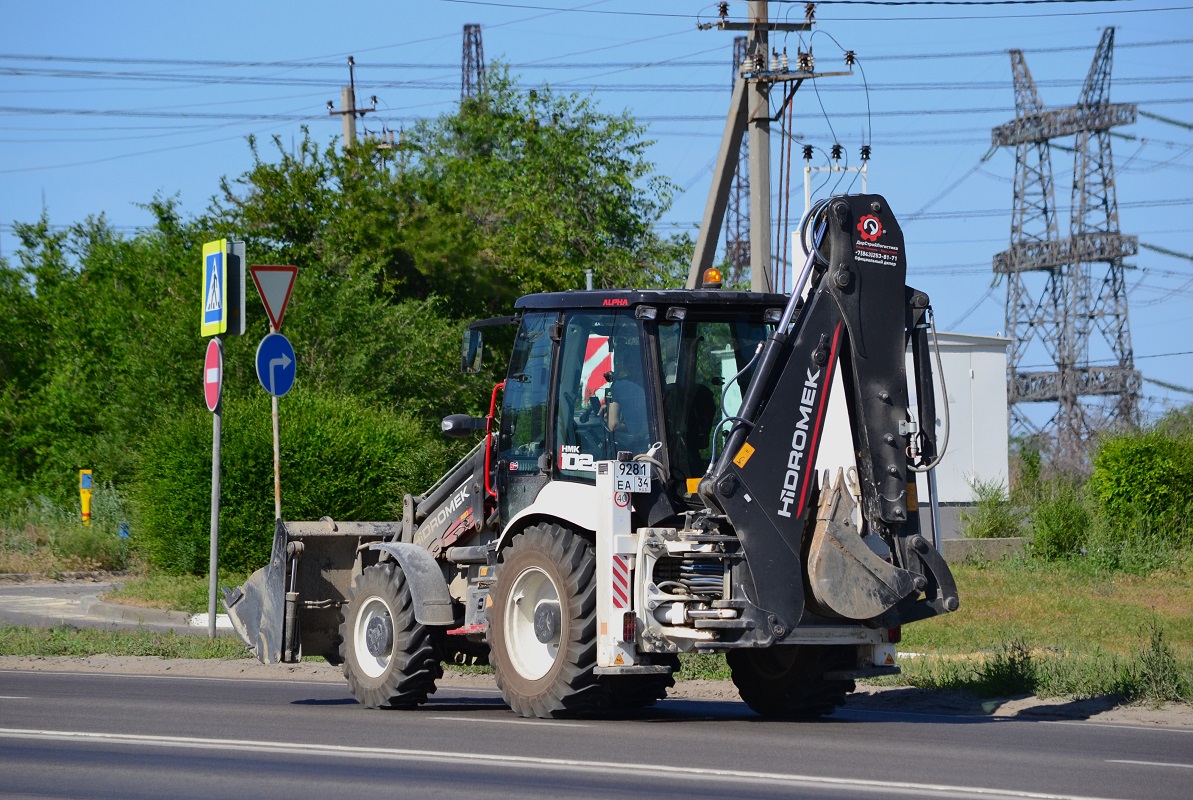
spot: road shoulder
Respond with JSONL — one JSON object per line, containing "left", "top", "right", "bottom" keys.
{"left": 2, "top": 655, "right": 1189, "bottom": 728}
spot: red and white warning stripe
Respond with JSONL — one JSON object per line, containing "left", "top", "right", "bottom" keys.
{"left": 581, "top": 335, "right": 611, "bottom": 401}
{"left": 611, "top": 555, "right": 630, "bottom": 609}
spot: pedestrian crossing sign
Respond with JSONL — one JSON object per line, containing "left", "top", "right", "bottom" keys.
{"left": 202, "top": 239, "right": 227, "bottom": 336}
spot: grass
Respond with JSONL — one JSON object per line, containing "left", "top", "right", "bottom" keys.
{"left": 0, "top": 625, "right": 249, "bottom": 659}
{"left": 901, "top": 557, "right": 1193, "bottom": 661}
{"left": 890, "top": 623, "right": 1193, "bottom": 705}
{"left": 885, "top": 558, "right": 1193, "bottom": 705}
{"left": 0, "top": 492, "right": 130, "bottom": 575}
{"left": 104, "top": 572, "right": 249, "bottom": 614}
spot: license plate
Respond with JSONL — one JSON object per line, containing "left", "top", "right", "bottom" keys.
{"left": 614, "top": 461, "right": 652, "bottom": 493}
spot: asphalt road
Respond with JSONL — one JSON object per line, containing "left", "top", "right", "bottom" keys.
{"left": 1, "top": 669, "right": 1190, "bottom": 800}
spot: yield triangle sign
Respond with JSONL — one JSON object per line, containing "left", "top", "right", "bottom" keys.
{"left": 250, "top": 265, "right": 298, "bottom": 331}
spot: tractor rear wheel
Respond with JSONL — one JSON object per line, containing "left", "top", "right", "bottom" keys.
{"left": 489, "top": 524, "right": 603, "bottom": 718}
{"left": 728, "top": 645, "right": 856, "bottom": 718}
{"left": 339, "top": 562, "right": 442, "bottom": 709}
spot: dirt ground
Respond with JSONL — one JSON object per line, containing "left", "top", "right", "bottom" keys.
{"left": 2, "top": 654, "right": 1190, "bottom": 727}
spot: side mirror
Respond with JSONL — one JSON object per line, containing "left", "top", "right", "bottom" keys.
{"left": 441, "top": 414, "right": 487, "bottom": 439}
{"left": 462, "top": 329, "right": 483, "bottom": 374}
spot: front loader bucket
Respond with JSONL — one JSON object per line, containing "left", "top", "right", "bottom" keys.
{"left": 224, "top": 518, "right": 395, "bottom": 664}
{"left": 806, "top": 471, "right": 918, "bottom": 621}
{"left": 223, "top": 520, "right": 287, "bottom": 664}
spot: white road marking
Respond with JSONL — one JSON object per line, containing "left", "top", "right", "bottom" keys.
{"left": 427, "top": 715, "right": 588, "bottom": 728}
{"left": 0, "top": 727, "right": 1123, "bottom": 799}
{"left": 1107, "top": 759, "right": 1193, "bottom": 770}
{"left": 0, "top": 696, "right": 31, "bottom": 700}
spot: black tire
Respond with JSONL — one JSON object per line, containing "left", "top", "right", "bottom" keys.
{"left": 489, "top": 524, "right": 603, "bottom": 718}
{"left": 601, "top": 654, "right": 680, "bottom": 709}
{"left": 339, "top": 562, "right": 442, "bottom": 709}
{"left": 728, "top": 645, "right": 856, "bottom": 718}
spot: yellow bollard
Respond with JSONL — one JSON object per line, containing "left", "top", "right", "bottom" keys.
{"left": 79, "top": 469, "right": 92, "bottom": 526}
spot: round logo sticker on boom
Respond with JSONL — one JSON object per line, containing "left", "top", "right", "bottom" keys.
{"left": 204, "top": 338, "right": 223, "bottom": 412}
{"left": 255, "top": 332, "right": 296, "bottom": 397}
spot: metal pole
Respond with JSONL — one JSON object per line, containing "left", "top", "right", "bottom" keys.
{"left": 927, "top": 468, "right": 943, "bottom": 552}
{"left": 207, "top": 341, "right": 222, "bottom": 641}
{"left": 272, "top": 395, "right": 282, "bottom": 521}
{"left": 271, "top": 325, "right": 282, "bottom": 522}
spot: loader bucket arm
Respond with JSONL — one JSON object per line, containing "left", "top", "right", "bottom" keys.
{"left": 700, "top": 194, "right": 957, "bottom": 637}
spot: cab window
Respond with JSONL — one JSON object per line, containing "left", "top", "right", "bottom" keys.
{"left": 553, "top": 310, "right": 653, "bottom": 482}
{"left": 498, "top": 312, "right": 555, "bottom": 471}
{"left": 657, "top": 316, "right": 769, "bottom": 493}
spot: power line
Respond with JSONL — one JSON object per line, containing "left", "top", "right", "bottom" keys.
{"left": 7, "top": 65, "right": 1193, "bottom": 93}
{"left": 438, "top": 0, "right": 700, "bottom": 18}
{"left": 1141, "top": 241, "right": 1193, "bottom": 263}
{"left": 1, "top": 35, "right": 1190, "bottom": 74}
{"left": 7, "top": 99, "right": 1192, "bottom": 124}
{"left": 1145, "top": 376, "right": 1193, "bottom": 395}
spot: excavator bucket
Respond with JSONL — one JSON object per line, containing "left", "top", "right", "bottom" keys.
{"left": 806, "top": 470, "right": 918, "bottom": 621}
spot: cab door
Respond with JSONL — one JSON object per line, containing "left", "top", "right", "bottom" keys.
{"left": 495, "top": 311, "right": 558, "bottom": 523}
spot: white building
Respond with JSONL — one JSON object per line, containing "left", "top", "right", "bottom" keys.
{"left": 815, "top": 331, "right": 1011, "bottom": 542}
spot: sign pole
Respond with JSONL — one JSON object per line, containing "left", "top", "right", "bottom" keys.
{"left": 208, "top": 336, "right": 223, "bottom": 641}
{"left": 270, "top": 324, "right": 283, "bottom": 522}
{"left": 200, "top": 239, "right": 242, "bottom": 641}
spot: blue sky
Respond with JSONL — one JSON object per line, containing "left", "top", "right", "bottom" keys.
{"left": 3, "top": 0, "right": 1191, "bottom": 420}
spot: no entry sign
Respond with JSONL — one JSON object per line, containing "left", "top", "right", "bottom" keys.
{"left": 204, "top": 338, "right": 223, "bottom": 412}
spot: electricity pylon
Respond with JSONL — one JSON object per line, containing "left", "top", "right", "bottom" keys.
{"left": 992, "top": 28, "right": 1141, "bottom": 470}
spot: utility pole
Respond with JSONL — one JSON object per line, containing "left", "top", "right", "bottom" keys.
{"left": 462, "top": 23, "right": 486, "bottom": 101}
{"left": 991, "top": 28, "right": 1140, "bottom": 470}
{"left": 327, "top": 56, "right": 376, "bottom": 148}
{"left": 724, "top": 36, "right": 751, "bottom": 287}
{"left": 745, "top": 1, "right": 773, "bottom": 292}
{"left": 687, "top": 2, "right": 850, "bottom": 292}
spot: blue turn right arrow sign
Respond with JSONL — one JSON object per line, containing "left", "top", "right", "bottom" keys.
{"left": 255, "top": 332, "right": 296, "bottom": 397}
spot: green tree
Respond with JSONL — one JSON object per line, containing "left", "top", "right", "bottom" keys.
{"left": 410, "top": 66, "right": 688, "bottom": 308}
{"left": 2, "top": 201, "right": 205, "bottom": 502}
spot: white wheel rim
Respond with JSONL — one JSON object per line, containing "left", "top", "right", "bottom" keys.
{"left": 504, "top": 566, "right": 561, "bottom": 681}
{"left": 354, "top": 596, "right": 392, "bottom": 679}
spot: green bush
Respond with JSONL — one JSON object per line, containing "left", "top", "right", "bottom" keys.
{"left": 1131, "top": 618, "right": 1191, "bottom": 704}
{"left": 130, "top": 387, "right": 450, "bottom": 575}
{"left": 1029, "top": 481, "right": 1090, "bottom": 561}
{"left": 960, "top": 479, "right": 1024, "bottom": 539}
{"left": 1088, "top": 431, "right": 1193, "bottom": 541}
{"left": 975, "top": 640, "right": 1037, "bottom": 697}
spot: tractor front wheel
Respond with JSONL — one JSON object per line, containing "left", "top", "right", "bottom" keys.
{"left": 339, "top": 562, "right": 442, "bottom": 709}
{"left": 489, "top": 524, "right": 603, "bottom": 718}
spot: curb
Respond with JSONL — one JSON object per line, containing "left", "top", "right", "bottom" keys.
{"left": 79, "top": 598, "right": 231, "bottom": 629}
{"left": 80, "top": 597, "right": 193, "bottom": 627}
